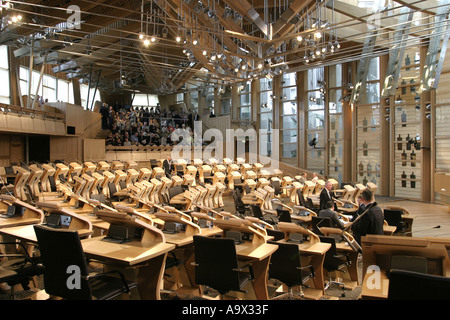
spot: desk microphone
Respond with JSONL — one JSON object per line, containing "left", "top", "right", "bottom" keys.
{"left": 403, "top": 225, "right": 441, "bottom": 235}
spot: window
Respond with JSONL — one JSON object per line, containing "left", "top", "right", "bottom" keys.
{"left": 190, "top": 90, "right": 199, "bottom": 112}
{"left": 306, "top": 67, "right": 325, "bottom": 172}
{"left": 220, "top": 85, "right": 231, "bottom": 115}
{"left": 206, "top": 87, "right": 215, "bottom": 116}
{"left": 0, "top": 45, "right": 9, "bottom": 104}
{"left": 259, "top": 78, "right": 272, "bottom": 156}
{"left": 132, "top": 94, "right": 159, "bottom": 107}
{"left": 238, "top": 81, "right": 251, "bottom": 120}
{"left": 80, "top": 84, "right": 101, "bottom": 110}
{"left": 328, "top": 64, "right": 343, "bottom": 183}
{"left": 281, "top": 73, "right": 297, "bottom": 159}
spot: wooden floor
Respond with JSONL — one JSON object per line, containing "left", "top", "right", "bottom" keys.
{"left": 376, "top": 196, "right": 450, "bottom": 238}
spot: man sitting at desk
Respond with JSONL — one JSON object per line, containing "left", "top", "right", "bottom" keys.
{"left": 320, "top": 181, "right": 336, "bottom": 211}
{"left": 318, "top": 201, "right": 345, "bottom": 229}
{"left": 350, "top": 189, "right": 384, "bottom": 245}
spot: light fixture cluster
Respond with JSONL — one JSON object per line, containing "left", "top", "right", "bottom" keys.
{"left": 139, "top": 32, "right": 157, "bottom": 47}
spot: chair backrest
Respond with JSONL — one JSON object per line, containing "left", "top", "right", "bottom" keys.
{"left": 251, "top": 204, "right": 263, "bottom": 219}
{"left": 390, "top": 255, "right": 428, "bottom": 274}
{"left": 108, "top": 182, "right": 117, "bottom": 195}
{"left": 193, "top": 235, "right": 242, "bottom": 293}
{"left": 266, "top": 229, "right": 285, "bottom": 241}
{"left": 268, "top": 241, "right": 307, "bottom": 287}
{"left": 34, "top": 225, "right": 92, "bottom": 300}
{"left": 383, "top": 209, "right": 403, "bottom": 227}
{"left": 276, "top": 208, "right": 292, "bottom": 223}
{"left": 388, "top": 269, "right": 450, "bottom": 300}
{"left": 168, "top": 185, "right": 184, "bottom": 199}
{"left": 297, "top": 189, "right": 306, "bottom": 206}
{"left": 311, "top": 216, "right": 331, "bottom": 235}
{"left": 318, "top": 235, "right": 342, "bottom": 272}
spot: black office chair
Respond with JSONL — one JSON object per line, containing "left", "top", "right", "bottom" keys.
{"left": 34, "top": 225, "right": 137, "bottom": 300}
{"left": 268, "top": 241, "right": 315, "bottom": 299}
{"left": 150, "top": 159, "right": 158, "bottom": 169}
{"left": 251, "top": 205, "right": 277, "bottom": 225}
{"left": 306, "top": 197, "right": 318, "bottom": 213}
{"left": 297, "top": 189, "right": 307, "bottom": 207}
{"left": 383, "top": 209, "right": 407, "bottom": 234}
{"left": 276, "top": 208, "right": 292, "bottom": 223}
{"left": 388, "top": 269, "right": 450, "bottom": 300}
{"left": 311, "top": 216, "right": 331, "bottom": 236}
{"left": 233, "top": 190, "right": 248, "bottom": 217}
{"left": 0, "top": 242, "right": 44, "bottom": 300}
{"left": 319, "top": 235, "right": 350, "bottom": 297}
{"left": 192, "top": 235, "right": 253, "bottom": 299}
{"left": 271, "top": 180, "right": 282, "bottom": 197}
{"left": 266, "top": 229, "right": 285, "bottom": 241}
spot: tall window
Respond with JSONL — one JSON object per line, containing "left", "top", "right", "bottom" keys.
{"left": 190, "top": 90, "right": 199, "bottom": 113}
{"left": 132, "top": 93, "right": 159, "bottom": 107}
{"left": 0, "top": 45, "right": 10, "bottom": 104}
{"left": 355, "top": 57, "right": 381, "bottom": 191}
{"left": 238, "top": 81, "right": 251, "bottom": 120}
{"left": 220, "top": 85, "right": 231, "bottom": 115}
{"left": 205, "top": 87, "right": 215, "bottom": 116}
{"left": 328, "top": 64, "right": 343, "bottom": 183}
{"left": 259, "top": 78, "right": 273, "bottom": 156}
{"left": 281, "top": 73, "right": 297, "bottom": 160}
{"left": 80, "top": 84, "right": 101, "bottom": 110}
{"left": 306, "top": 67, "right": 325, "bottom": 173}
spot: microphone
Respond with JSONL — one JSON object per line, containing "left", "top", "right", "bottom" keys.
{"left": 403, "top": 225, "right": 441, "bottom": 235}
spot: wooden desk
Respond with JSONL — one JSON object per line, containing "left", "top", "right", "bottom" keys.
{"left": 86, "top": 210, "right": 176, "bottom": 300}
{"left": 0, "top": 195, "right": 44, "bottom": 228}
{"left": 0, "top": 224, "right": 93, "bottom": 243}
{"left": 360, "top": 235, "right": 450, "bottom": 300}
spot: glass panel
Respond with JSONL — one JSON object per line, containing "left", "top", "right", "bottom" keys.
{"left": 0, "top": 69, "right": 10, "bottom": 100}
{"left": 260, "top": 78, "right": 272, "bottom": 91}
{"left": 190, "top": 91, "right": 199, "bottom": 109}
{"left": 240, "top": 106, "right": 251, "bottom": 120}
{"left": 282, "top": 86, "right": 297, "bottom": 101}
{"left": 240, "top": 93, "right": 251, "bottom": 106}
{"left": 328, "top": 64, "right": 342, "bottom": 88}
{"left": 260, "top": 112, "right": 273, "bottom": 130}
{"left": 367, "top": 57, "right": 380, "bottom": 81}
{"left": 221, "top": 98, "right": 231, "bottom": 114}
{"left": 283, "top": 115, "right": 297, "bottom": 130}
{"left": 307, "top": 110, "right": 324, "bottom": 129}
{"left": 282, "top": 143, "right": 297, "bottom": 158}
{"left": 282, "top": 101, "right": 297, "bottom": 115}
{"left": 282, "top": 73, "right": 296, "bottom": 86}
{"left": 328, "top": 89, "right": 343, "bottom": 114}
{"left": 0, "top": 45, "right": 8, "bottom": 69}
{"left": 307, "top": 67, "right": 324, "bottom": 90}
{"left": 260, "top": 91, "right": 273, "bottom": 110}
{"left": 282, "top": 130, "right": 297, "bottom": 143}
{"left": 307, "top": 91, "right": 325, "bottom": 110}
{"left": 57, "top": 79, "right": 69, "bottom": 103}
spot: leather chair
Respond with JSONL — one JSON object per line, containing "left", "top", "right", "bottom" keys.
{"left": 34, "top": 225, "right": 137, "bottom": 300}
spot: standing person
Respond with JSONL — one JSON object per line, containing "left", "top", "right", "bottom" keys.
{"left": 162, "top": 155, "right": 174, "bottom": 177}
{"left": 100, "top": 103, "right": 109, "bottom": 129}
{"left": 350, "top": 189, "right": 384, "bottom": 245}
{"left": 320, "top": 180, "right": 336, "bottom": 211}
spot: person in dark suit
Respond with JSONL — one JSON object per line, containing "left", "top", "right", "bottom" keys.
{"left": 318, "top": 201, "right": 345, "bottom": 229}
{"left": 162, "top": 155, "right": 174, "bottom": 177}
{"left": 350, "top": 189, "right": 384, "bottom": 245}
{"left": 319, "top": 180, "right": 336, "bottom": 211}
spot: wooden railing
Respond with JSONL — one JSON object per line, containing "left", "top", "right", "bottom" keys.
{"left": 0, "top": 103, "right": 66, "bottom": 122}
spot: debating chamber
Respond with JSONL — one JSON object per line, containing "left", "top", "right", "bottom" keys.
{"left": 0, "top": 0, "right": 449, "bottom": 307}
